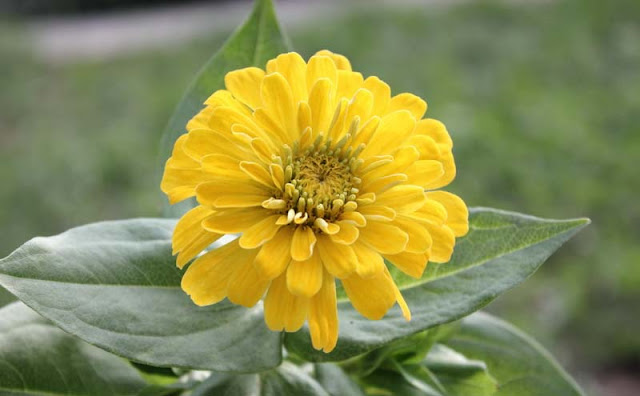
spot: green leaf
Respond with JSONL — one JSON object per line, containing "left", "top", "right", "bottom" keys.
{"left": 285, "top": 208, "right": 589, "bottom": 361}
{"left": 359, "top": 345, "right": 497, "bottom": 396}
{"left": 360, "top": 369, "right": 428, "bottom": 396}
{"left": 0, "top": 218, "right": 282, "bottom": 372}
{"left": 422, "top": 344, "right": 497, "bottom": 396}
{"left": 190, "top": 362, "right": 329, "bottom": 396}
{"left": 0, "top": 286, "right": 15, "bottom": 308}
{"left": 0, "top": 302, "right": 148, "bottom": 396}
{"left": 444, "top": 312, "right": 585, "bottom": 396}
{"left": 158, "top": 0, "right": 290, "bottom": 218}
{"left": 391, "top": 360, "right": 447, "bottom": 396}
{"left": 314, "top": 364, "right": 366, "bottom": 396}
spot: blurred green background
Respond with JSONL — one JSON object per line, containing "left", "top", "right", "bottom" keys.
{"left": 1, "top": 0, "right": 638, "bottom": 393}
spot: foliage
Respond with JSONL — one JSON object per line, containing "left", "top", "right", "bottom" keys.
{"left": 0, "top": 0, "right": 629, "bottom": 393}
{"left": 2, "top": 0, "right": 634, "bottom": 370}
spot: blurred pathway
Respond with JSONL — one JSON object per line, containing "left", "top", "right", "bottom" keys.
{"left": 28, "top": 0, "right": 467, "bottom": 63}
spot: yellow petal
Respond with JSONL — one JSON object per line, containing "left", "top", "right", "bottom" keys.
{"left": 329, "top": 221, "right": 359, "bottom": 245}
{"left": 203, "top": 89, "right": 251, "bottom": 117}
{"left": 261, "top": 72, "right": 297, "bottom": 141}
{"left": 269, "top": 163, "right": 285, "bottom": 189}
{"left": 201, "top": 207, "right": 268, "bottom": 234}
{"left": 264, "top": 274, "right": 309, "bottom": 332}
{"left": 336, "top": 70, "right": 364, "bottom": 102}
{"left": 309, "top": 268, "right": 338, "bottom": 352}
{"left": 173, "top": 206, "right": 222, "bottom": 268}
{"left": 358, "top": 221, "right": 408, "bottom": 255}
{"left": 361, "top": 110, "right": 416, "bottom": 157}
{"left": 362, "top": 146, "right": 420, "bottom": 180}
{"left": 273, "top": 52, "right": 307, "bottom": 105}
{"left": 200, "top": 154, "right": 246, "bottom": 180}
{"left": 314, "top": 50, "right": 352, "bottom": 71}
{"left": 165, "top": 134, "right": 199, "bottom": 168}
{"left": 342, "top": 271, "right": 396, "bottom": 320}
{"left": 344, "top": 88, "right": 374, "bottom": 127}
{"left": 356, "top": 192, "right": 377, "bottom": 205}
{"left": 314, "top": 218, "right": 340, "bottom": 235}
{"left": 196, "top": 181, "right": 270, "bottom": 208}
{"left": 184, "top": 129, "right": 248, "bottom": 161}
{"left": 227, "top": 249, "right": 270, "bottom": 307}
{"left": 254, "top": 226, "right": 294, "bottom": 280}
{"left": 239, "top": 215, "right": 282, "bottom": 249}
{"left": 351, "top": 115, "right": 380, "bottom": 147}
{"left": 224, "top": 67, "right": 265, "bottom": 109}
{"left": 361, "top": 173, "right": 408, "bottom": 194}
{"left": 385, "top": 266, "right": 411, "bottom": 321}
{"left": 240, "top": 161, "right": 276, "bottom": 188}
{"left": 415, "top": 118, "right": 452, "bottom": 150}
{"left": 387, "top": 92, "right": 427, "bottom": 120}
{"left": 427, "top": 191, "right": 469, "bottom": 236}
{"left": 405, "top": 160, "right": 445, "bottom": 189}
{"left": 376, "top": 185, "right": 427, "bottom": 214}
{"left": 339, "top": 211, "right": 367, "bottom": 227}
{"left": 359, "top": 155, "right": 394, "bottom": 174}
{"left": 407, "top": 134, "right": 440, "bottom": 161}
{"left": 306, "top": 55, "right": 338, "bottom": 91}
{"left": 298, "top": 102, "right": 312, "bottom": 136}
{"left": 327, "top": 98, "right": 349, "bottom": 141}
{"left": 186, "top": 105, "right": 213, "bottom": 131}
{"left": 358, "top": 205, "right": 396, "bottom": 221}
{"left": 425, "top": 223, "right": 456, "bottom": 263}
{"left": 316, "top": 235, "right": 357, "bottom": 278}
{"left": 161, "top": 167, "right": 202, "bottom": 204}
{"left": 384, "top": 251, "right": 428, "bottom": 279}
{"left": 308, "top": 78, "right": 334, "bottom": 136}
{"left": 287, "top": 251, "right": 323, "bottom": 298}
{"left": 208, "top": 106, "right": 262, "bottom": 139}
{"left": 425, "top": 150, "right": 456, "bottom": 190}
{"left": 408, "top": 199, "right": 448, "bottom": 225}
{"left": 253, "top": 108, "right": 290, "bottom": 146}
{"left": 392, "top": 216, "right": 432, "bottom": 254}
{"left": 291, "top": 226, "right": 317, "bottom": 261}
{"left": 363, "top": 76, "right": 391, "bottom": 115}
{"left": 352, "top": 242, "right": 385, "bottom": 278}
{"left": 250, "top": 138, "right": 275, "bottom": 164}
{"left": 181, "top": 240, "right": 246, "bottom": 306}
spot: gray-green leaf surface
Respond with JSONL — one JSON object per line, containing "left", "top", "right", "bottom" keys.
{"left": 0, "top": 302, "right": 148, "bottom": 396}
{"left": 445, "top": 312, "right": 585, "bottom": 396}
{"left": 0, "top": 218, "right": 282, "bottom": 372}
{"left": 422, "top": 344, "right": 497, "bottom": 396}
{"left": 314, "top": 363, "right": 366, "bottom": 396}
{"left": 190, "top": 362, "right": 329, "bottom": 396}
{"left": 158, "top": 0, "right": 290, "bottom": 218}
{"left": 285, "top": 208, "right": 589, "bottom": 361}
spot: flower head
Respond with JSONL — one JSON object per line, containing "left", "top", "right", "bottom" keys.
{"left": 161, "top": 50, "right": 468, "bottom": 352}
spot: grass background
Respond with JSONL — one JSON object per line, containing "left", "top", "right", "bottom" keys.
{"left": 1, "top": 0, "right": 638, "bottom": 387}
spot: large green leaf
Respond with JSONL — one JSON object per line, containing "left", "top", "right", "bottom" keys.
{"left": 158, "top": 0, "right": 290, "bottom": 218}
{"left": 360, "top": 345, "right": 496, "bottom": 396}
{"left": 0, "top": 302, "right": 148, "bottom": 395}
{"left": 190, "top": 362, "right": 329, "bottom": 396}
{"left": 421, "top": 344, "right": 497, "bottom": 396}
{"left": 445, "top": 312, "right": 585, "bottom": 396}
{"left": 0, "top": 219, "right": 282, "bottom": 372}
{"left": 0, "top": 286, "right": 15, "bottom": 308}
{"left": 285, "top": 208, "right": 589, "bottom": 361}
{"left": 314, "top": 363, "right": 366, "bottom": 396}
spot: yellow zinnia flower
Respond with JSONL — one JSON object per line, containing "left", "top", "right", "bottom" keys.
{"left": 161, "top": 50, "right": 468, "bottom": 353}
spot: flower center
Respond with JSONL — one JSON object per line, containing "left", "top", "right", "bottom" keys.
{"left": 267, "top": 135, "right": 364, "bottom": 230}
{"left": 294, "top": 153, "right": 353, "bottom": 203}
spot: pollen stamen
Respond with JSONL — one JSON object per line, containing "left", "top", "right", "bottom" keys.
{"left": 266, "top": 134, "right": 365, "bottom": 232}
